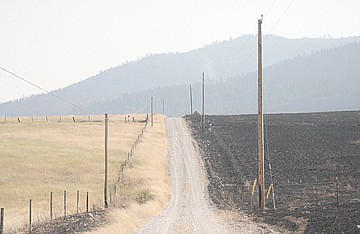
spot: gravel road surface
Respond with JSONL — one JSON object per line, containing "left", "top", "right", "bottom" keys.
{"left": 137, "top": 118, "right": 271, "bottom": 233}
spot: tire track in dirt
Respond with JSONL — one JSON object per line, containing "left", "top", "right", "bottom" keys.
{"left": 137, "top": 118, "right": 271, "bottom": 233}
{"left": 137, "top": 118, "right": 229, "bottom": 233}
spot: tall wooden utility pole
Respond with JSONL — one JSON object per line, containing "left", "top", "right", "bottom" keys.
{"left": 104, "top": 113, "right": 109, "bottom": 208}
{"left": 201, "top": 72, "right": 205, "bottom": 132}
{"left": 189, "top": 85, "right": 193, "bottom": 115}
{"left": 257, "top": 15, "right": 265, "bottom": 209}
{"left": 151, "top": 97, "right": 154, "bottom": 127}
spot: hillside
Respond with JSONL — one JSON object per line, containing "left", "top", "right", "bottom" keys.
{"left": 83, "top": 42, "right": 360, "bottom": 116}
{"left": 1, "top": 35, "right": 359, "bottom": 116}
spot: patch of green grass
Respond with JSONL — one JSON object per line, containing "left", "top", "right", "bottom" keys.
{"left": 136, "top": 189, "right": 154, "bottom": 204}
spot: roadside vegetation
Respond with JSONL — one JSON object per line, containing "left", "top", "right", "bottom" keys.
{"left": 0, "top": 114, "right": 169, "bottom": 233}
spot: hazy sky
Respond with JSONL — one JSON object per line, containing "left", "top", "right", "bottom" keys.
{"left": 1, "top": 0, "right": 359, "bottom": 103}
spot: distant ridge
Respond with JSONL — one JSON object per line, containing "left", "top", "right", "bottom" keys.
{"left": 83, "top": 42, "right": 360, "bottom": 116}
{"left": 1, "top": 35, "right": 359, "bottom": 116}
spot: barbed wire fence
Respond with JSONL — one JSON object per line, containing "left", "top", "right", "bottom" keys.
{"left": 0, "top": 113, "right": 150, "bottom": 233}
{"left": 246, "top": 177, "right": 359, "bottom": 211}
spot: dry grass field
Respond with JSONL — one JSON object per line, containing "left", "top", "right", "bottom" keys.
{"left": 89, "top": 114, "right": 169, "bottom": 233}
{"left": 0, "top": 114, "right": 168, "bottom": 232}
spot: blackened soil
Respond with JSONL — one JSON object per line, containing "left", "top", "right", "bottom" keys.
{"left": 186, "top": 111, "right": 360, "bottom": 233}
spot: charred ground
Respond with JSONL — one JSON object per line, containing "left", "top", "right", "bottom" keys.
{"left": 186, "top": 111, "right": 360, "bottom": 233}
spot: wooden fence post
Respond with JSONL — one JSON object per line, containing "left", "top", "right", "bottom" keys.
{"left": 46, "top": 116, "right": 48, "bottom": 122}
{"left": 17, "top": 117, "right": 21, "bottom": 123}
{"left": 315, "top": 179, "right": 318, "bottom": 205}
{"left": 64, "top": 191, "right": 67, "bottom": 219}
{"left": 151, "top": 97, "right": 154, "bottom": 127}
{"left": 336, "top": 177, "right": 339, "bottom": 206}
{"left": 72, "top": 117, "right": 76, "bottom": 122}
{"left": 77, "top": 191, "right": 80, "bottom": 214}
{"left": 29, "top": 199, "right": 32, "bottom": 233}
{"left": 86, "top": 192, "right": 89, "bottom": 213}
{"left": 50, "top": 192, "right": 53, "bottom": 220}
{"left": 1, "top": 208, "right": 4, "bottom": 234}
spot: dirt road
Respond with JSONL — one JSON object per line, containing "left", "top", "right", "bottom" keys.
{"left": 137, "top": 118, "right": 271, "bottom": 233}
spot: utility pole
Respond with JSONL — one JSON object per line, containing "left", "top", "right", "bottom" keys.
{"left": 257, "top": 15, "right": 265, "bottom": 209}
{"left": 201, "top": 72, "right": 205, "bottom": 132}
{"left": 189, "top": 85, "right": 193, "bottom": 115}
{"left": 151, "top": 97, "right": 154, "bottom": 127}
{"left": 104, "top": 114, "right": 109, "bottom": 208}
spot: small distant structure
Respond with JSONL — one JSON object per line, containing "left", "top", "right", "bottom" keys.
{"left": 192, "top": 111, "right": 200, "bottom": 116}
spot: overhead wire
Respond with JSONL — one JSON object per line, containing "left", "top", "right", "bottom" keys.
{"left": 236, "top": 0, "right": 279, "bottom": 52}
{"left": 0, "top": 66, "right": 83, "bottom": 110}
{"left": 226, "top": 1, "right": 283, "bottom": 209}
{"left": 133, "top": 102, "right": 150, "bottom": 114}
{"left": 231, "top": 0, "right": 280, "bottom": 77}
{"left": 263, "top": 0, "right": 279, "bottom": 17}
{"left": 210, "top": 4, "right": 296, "bottom": 205}
{"left": 262, "top": 0, "right": 296, "bottom": 210}
{"left": 264, "top": 118, "right": 276, "bottom": 209}
{"left": 265, "top": 0, "right": 296, "bottom": 40}
{"left": 1, "top": 0, "right": 295, "bottom": 115}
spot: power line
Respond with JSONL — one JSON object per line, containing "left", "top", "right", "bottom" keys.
{"left": 0, "top": 66, "right": 82, "bottom": 110}
{"left": 263, "top": 0, "right": 279, "bottom": 18}
{"left": 261, "top": 0, "right": 295, "bottom": 210}
{"left": 220, "top": 1, "right": 278, "bottom": 79}
{"left": 133, "top": 102, "right": 150, "bottom": 114}
{"left": 231, "top": 1, "right": 294, "bottom": 78}
{"left": 237, "top": 0, "right": 279, "bottom": 50}
{"left": 266, "top": 0, "right": 296, "bottom": 38}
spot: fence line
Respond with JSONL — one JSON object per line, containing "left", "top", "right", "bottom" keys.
{"left": 0, "top": 189, "right": 97, "bottom": 233}
{"left": 247, "top": 177, "right": 359, "bottom": 211}
{"left": 112, "top": 114, "right": 150, "bottom": 201}
{"left": 0, "top": 114, "right": 149, "bottom": 124}
{"left": 0, "top": 113, "right": 151, "bottom": 233}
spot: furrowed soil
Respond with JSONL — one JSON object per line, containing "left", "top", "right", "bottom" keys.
{"left": 186, "top": 111, "right": 360, "bottom": 233}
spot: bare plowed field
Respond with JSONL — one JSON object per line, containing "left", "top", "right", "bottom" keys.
{"left": 186, "top": 111, "right": 360, "bottom": 233}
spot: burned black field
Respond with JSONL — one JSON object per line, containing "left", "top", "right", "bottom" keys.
{"left": 186, "top": 111, "right": 360, "bottom": 233}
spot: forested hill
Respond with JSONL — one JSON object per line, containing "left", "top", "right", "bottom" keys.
{"left": 83, "top": 42, "right": 360, "bottom": 116}
{"left": 1, "top": 35, "right": 359, "bottom": 116}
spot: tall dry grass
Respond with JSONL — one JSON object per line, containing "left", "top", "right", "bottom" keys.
{"left": 0, "top": 114, "right": 148, "bottom": 232}
{"left": 87, "top": 114, "right": 169, "bottom": 234}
